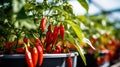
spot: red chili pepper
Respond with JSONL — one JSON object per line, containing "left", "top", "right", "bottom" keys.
{"left": 35, "top": 43, "right": 43, "bottom": 66}
{"left": 48, "top": 24, "right": 52, "bottom": 31}
{"left": 56, "top": 46, "right": 61, "bottom": 53}
{"left": 46, "top": 44, "right": 52, "bottom": 53}
{"left": 45, "top": 24, "right": 54, "bottom": 45}
{"left": 52, "top": 46, "right": 61, "bottom": 54}
{"left": 45, "top": 31, "right": 50, "bottom": 44}
{"left": 31, "top": 47, "right": 38, "bottom": 67}
{"left": 60, "top": 25, "right": 64, "bottom": 40}
{"left": 16, "top": 48, "right": 25, "bottom": 54}
{"left": 47, "top": 32, "right": 53, "bottom": 44}
{"left": 52, "top": 26, "right": 59, "bottom": 45}
{"left": 53, "top": 49, "right": 60, "bottom": 54}
{"left": 5, "top": 42, "right": 10, "bottom": 50}
{"left": 40, "top": 17, "right": 47, "bottom": 33}
{"left": 23, "top": 37, "right": 28, "bottom": 44}
{"left": 25, "top": 44, "right": 34, "bottom": 67}
{"left": 35, "top": 38, "right": 41, "bottom": 43}
{"left": 66, "top": 57, "right": 72, "bottom": 67}
{"left": 27, "top": 42, "right": 31, "bottom": 51}
{"left": 39, "top": 43, "right": 44, "bottom": 52}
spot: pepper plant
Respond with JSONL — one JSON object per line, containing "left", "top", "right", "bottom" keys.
{"left": 0, "top": 0, "right": 94, "bottom": 66}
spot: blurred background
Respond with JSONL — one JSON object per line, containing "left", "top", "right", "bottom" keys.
{"left": 67, "top": 0, "right": 120, "bottom": 67}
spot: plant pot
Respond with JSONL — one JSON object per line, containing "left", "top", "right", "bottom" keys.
{"left": 0, "top": 52, "right": 78, "bottom": 67}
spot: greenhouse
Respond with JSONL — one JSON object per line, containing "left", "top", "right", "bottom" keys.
{"left": 0, "top": 0, "right": 120, "bottom": 67}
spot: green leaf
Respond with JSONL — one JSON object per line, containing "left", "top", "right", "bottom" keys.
{"left": 74, "top": 41, "right": 87, "bottom": 65}
{"left": 65, "top": 20, "right": 83, "bottom": 43}
{"left": 12, "top": 0, "right": 26, "bottom": 13}
{"left": 77, "top": 0, "right": 89, "bottom": 11}
{"left": 65, "top": 32, "right": 86, "bottom": 65}
{"left": 52, "top": 6, "right": 68, "bottom": 15}
{"left": 83, "top": 37, "right": 96, "bottom": 50}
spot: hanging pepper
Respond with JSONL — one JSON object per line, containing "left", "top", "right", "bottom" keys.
{"left": 31, "top": 47, "right": 38, "bottom": 67}
{"left": 52, "top": 26, "right": 60, "bottom": 45}
{"left": 45, "top": 31, "right": 50, "bottom": 44}
{"left": 40, "top": 17, "right": 47, "bottom": 33}
{"left": 66, "top": 57, "right": 72, "bottom": 67}
{"left": 25, "top": 44, "right": 34, "bottom": 67}
{"left": 47, "top": 32, "right": 53, "bottom": 45}
{"left": 46, "top": 44, "right": 52, "bottom": 53}
{"left": 35, "top": 38, "right": 41, "bottom": 43}
{"left": 23, "top": 37, "right": 28, "bottom": 44}
{"left": 45, "top": 24, "right": 53, "bottom": 47}
{"left": 60, "top": 25, "right": 64, "bottom": 40}
{"left": 16, "top": 47, "right": 25, "bottom": 54}
{"left": 48, "top": 24, "right": 52, "bottom": 31}
{"left": 35, "top": 43, "right": 43, "bottom": 66}
{"left": 52, "top": 45, "right": 61, "bottom": 54}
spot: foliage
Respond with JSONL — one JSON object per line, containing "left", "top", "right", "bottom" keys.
{"left": 0, "top": 0, "right": 90, "bottom": 65}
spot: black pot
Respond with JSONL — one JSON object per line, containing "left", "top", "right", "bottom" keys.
{"left": 0, "top": 52, "right": 78, "bottom": 67}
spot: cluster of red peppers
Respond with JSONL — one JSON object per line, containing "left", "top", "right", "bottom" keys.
{"left": 40, "top": 18, "right": 72, "bottom": 67}
{"left": 24, "top": 38, "right": 43, "bottom": 67}
{"left": 4, "top": 17, "right": 72, "bottom": 67}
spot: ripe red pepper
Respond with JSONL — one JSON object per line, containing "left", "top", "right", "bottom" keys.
{"left": 66, "top": 57, "right": 72, "bottom": 67}
{"left": 45, "top": 24, "right": 54, "bottom": 46}
{"left": 52, "top": 26, "right": 59, "bottom": 45}
{"left": 35, "top": 38, "right": 41, "bottom": 43}
{"left": 53, "top": 49, "right": 60, "bottom": 54}
{"left": 23, "top": 37, "right": 28, "bottom": 44}
{"left": 60, "top": 25, "right": 64, "bottom": 40}
{"left": 48, "top": 24, "right": 52, "bottom": 31}
{"left": 25, "top": 45, "right": 34, "bottom": 67}
{"left": 45, "top": 31, "right": 50, "bottom": 44}
{"left": 16, "top": 48, "right": 25, "bottom": 54}
{"left": 39, "top": 43, "right": 44, "bottom": 52}
{"left": 31, "top": 47, "right": 38, "bottom": 67}
{"left": 40, "top": 17, "right": 47, "bottom": 33}
{"left": 52, "top": 46, "right": 61, "bottom": 54}
{"left": 35, "top": 43, "right": 43, "bottom": 66}
{"left": 56, "top": 46, "right": 61, "bottom": 53}
{"left": 27, "top": 42, "right": 31, "bottom": 51}
{"left": 46, "top": 44, "right": 52, "bottom": 53}
{"left": 5, "top": 42, "right": 10, "bottom": 50}
{"left": 48, "top": 32, "right": 53, "bottom": 44}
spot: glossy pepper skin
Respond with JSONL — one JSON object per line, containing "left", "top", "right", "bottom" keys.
{"left": 31, "top": 47, "right": 38, "bottom": 67}
{"left": 16, "top": 48, "right": 25, "bottom": 54}
{"left": 40, "top": 18, "right": 47, "bottom": 33}
{"left": 60, "top": 25, "right": 64, "bottom": 40}
{"left": 45, "top": 24, "right": 53, "bottom": 47}
{"left": 35, "top": 43, "right": 43, "bottom": 66}
{"left": 35, "top": 38, "right": 41, "bottom": 43}
{"left": 66, "top": 57, "right": 72, "bottom": 67}
{"left": 25, "top": 45, "right": 34, "bottom": 67}
{"left": 52, "top": 26, "right": 59, "bottom": 45}
{"left": 23, "top": 37, "right": 28, "bottom": 44}
{"left": 46, "top": 44, "right": 52, "bottom": 53}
